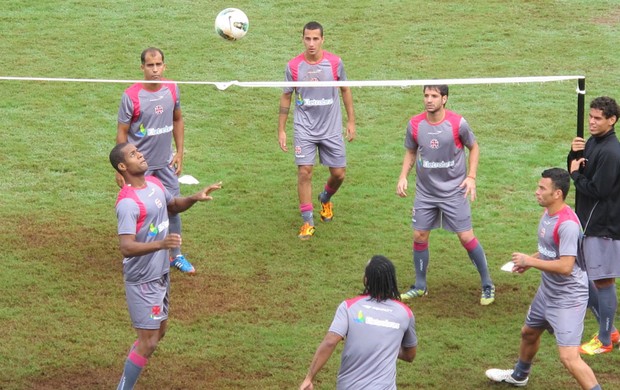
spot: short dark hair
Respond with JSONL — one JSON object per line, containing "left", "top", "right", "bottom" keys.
{"left": 590, "top": 96, "right": 619, "bottom": 124}
{"left": 541, "top": 168, "right": 570, "bottom": 200}
{"left": 363, "top": 255, "right": 401, "bottom": 302}
{"left": 303, "top": 21, "right": 323, "bottom": 37}
{"left": 423, "top": 84, "right": 449, "bottom": 97}
{"left": 141, "top": 47, "right": 165, "bottom": 64}
{"left": 110, "top": 142, "right": 130, "bottom": 173}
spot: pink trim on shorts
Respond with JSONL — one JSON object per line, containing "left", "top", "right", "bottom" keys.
{"left": 300, "top": 203, "right": 313, "bottom": 213}
{"left": 463, "top": 238, "right": 479, "bottom": 252}
{"left": 128, "top": 350, "right": 148, "bottom": 368}
{"left": 413, "top": 241, "right": 429, "bottom": 251}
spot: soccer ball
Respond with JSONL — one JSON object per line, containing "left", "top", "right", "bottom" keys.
{"left": 215, "top": 8, "right": 249, "bottom": 41}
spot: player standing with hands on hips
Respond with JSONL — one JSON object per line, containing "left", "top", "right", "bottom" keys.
{"left": 278, "top": 21, "right": 356, "bottom": 240}
{"left": 486, "top": 168, "right": 601, "bottom": 389}
{"left": 568, "top": 96, "right": 620, "bottom": 355}
{"left": 116, "top": 47, "right": 196, "bottom": 274}
{"left": 396, "top": 85, "right": 495, "bottom": 305}
{"left": 110, "top": 143, "right": 222, "bottom": 390}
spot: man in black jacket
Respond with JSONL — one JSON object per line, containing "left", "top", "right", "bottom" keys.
{"left": 568, "top": 96, "right": 620, "bottom": 355}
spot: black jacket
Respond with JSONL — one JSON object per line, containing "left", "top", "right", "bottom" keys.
{"left": 568, "top": 130, "right": 620, "bottom": 239}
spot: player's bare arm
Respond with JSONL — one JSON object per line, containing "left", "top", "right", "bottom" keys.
{"left": 460, "top": 141, "right": 480, "bottom": 201}
{"left": 167, "top": 181, "right": 222, "bottom": 214}
{"left": 340, "top": 86, "right": 356, "bottom": 141}
{"left": 512, "top": 252, "right": 576, "bottom": 276}
{"left": 397, "top": 148, "right": 416, "bottom": 197}
{"left": 398, "top": 345, "right": 416, "bottom": 362}
{"left": 300, "top": 332, "right": 343, "bottom": 390}
{"left": 171, "top": 107, "right": 184, "bottom": 175}
{"left": 278, "top": 92, "right": 292, "bottom": 152}
{"left": 118, "top": 233, "right": 181, "bottom": 258}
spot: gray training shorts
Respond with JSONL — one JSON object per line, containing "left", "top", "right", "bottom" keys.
{"left": 581, "top": 236, "right": 620, "bottom": 280}
{"left": 524, "top": 288, "right": 586, "bottom": 347}
{"left": 412, "top": 194, "right": 472, "bottom": 233}
{"left": 125, "top": 273, "right": 170, "bottom": 330}
{"left": 146, "top": 165, "right": 180, "bottom": 197}
{"left": 293, "top": 134, "right": 346, "bottom": 168}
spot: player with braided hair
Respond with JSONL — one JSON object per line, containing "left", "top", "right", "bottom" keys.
{"left": 299, "top": 255, "right": 417, "bottom": 390}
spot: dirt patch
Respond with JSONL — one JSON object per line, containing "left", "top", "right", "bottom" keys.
{"left": 592, "top": 8, "right": 620, "bottom": 25}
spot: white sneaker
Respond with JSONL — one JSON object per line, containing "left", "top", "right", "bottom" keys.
{"left": 485, "top": 368, "right": 528, "bottom": 387}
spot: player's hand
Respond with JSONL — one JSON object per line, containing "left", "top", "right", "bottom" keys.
{"left": 459, "top": 177, "right": 476, "bottom": 201}
{"left": 299, "top": 378, "right": 314, "bottom": 390}
{"left": 570, "top": 157, "right": 586, "bottom": 174}
{"left": 396, "top": 178, "right": 408, "bottom": 197}
{"left": 278, "top": 130, "right": 288, "bottom": 152}
{"left": 571, "top": 137, "right": 586, "bottom": 153}
{"left": 345, "top": 122, "right": 356, "bottom": 142}
{"left": 115, "top": 172, "right": 126, "bottom": 188}
{"left": 170, "top": 153, "right": 183, "bottom": 176}
{"left": 161, "top": 233, "right": 182, "bottom": 249}
{"left": 194, "top": 181, "right": 223, "bottom": 201}
{"left": 512, "top": 252, "right": 529, "bottom": 268}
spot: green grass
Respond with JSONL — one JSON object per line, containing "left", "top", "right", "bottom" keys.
{"left": 1, "top": 0, "right": 620, "bottom": 389}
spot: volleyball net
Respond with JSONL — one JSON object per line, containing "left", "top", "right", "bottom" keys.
{"left": 0, "top": 74, "right": 586, "bottom": 136}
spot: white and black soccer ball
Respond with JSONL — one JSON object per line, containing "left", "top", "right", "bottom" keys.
{"left": 215, "top": 8, "right": 249, "bottom": 41}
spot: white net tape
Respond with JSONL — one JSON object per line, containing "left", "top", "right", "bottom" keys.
{"left": 0, "top": 75, "right": 585, "bottom": 90}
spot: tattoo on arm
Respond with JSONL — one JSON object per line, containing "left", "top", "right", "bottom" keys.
{"left": 279, "top": 106, "right": 290, "bottom": 115}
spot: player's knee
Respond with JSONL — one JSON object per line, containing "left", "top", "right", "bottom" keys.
{"left": 520, "top": 326, "right": 538, "bottom": 343}
{"left": 558, "top": 352, "right": 581, "bottom": 373}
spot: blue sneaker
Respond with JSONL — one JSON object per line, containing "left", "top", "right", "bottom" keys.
{"left": 170, "top": 255, "right": 195, "bottom": 274}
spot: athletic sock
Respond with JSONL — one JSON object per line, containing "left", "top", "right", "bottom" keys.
{"left": 587, "top": 280, "right": 601, "bottom": 323}
{"left": 597, "top": 283, "right": 617, "bottom": 346}
{"left": 413, "top": 241, "right": 429, "bottom": 291}
{"left": 300, "top": 203, "right": 314, "bottom": 226}
{"left": 319, "top": 184, "right": 336, "bottom": 203}
{"left": 590, "top": 384, "right": 602, "bottom": 390}
{"left": 117, "top": 349, "right": 148, "bottom": 390}
{"left": 463, "top": 238, "right": 493, "bottom": 288}
{"left": 168, "top": 212, "right": 182, "bottom": 258}
{"left": 512, "top": 359, "right": 531, "bottom": 381}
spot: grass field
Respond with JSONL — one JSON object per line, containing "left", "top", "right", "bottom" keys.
{"left": 1, "top": 1, "right": 620, "bottom": 389}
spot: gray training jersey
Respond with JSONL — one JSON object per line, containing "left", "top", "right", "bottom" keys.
{"left": 115, "top": 176, "right": 172, "bottom": 284}
{"left": 537, "top": 205, "right": 588, "bottom": 305}
{"left": 118, "top": 81, "right": 181, "bottom": 170}
{"left": 284, "top": 51, "right": 346, "bottom": 141}
{"left": 329, "top": 295, "right": 417, "bottom": 390}
{"left": 405, "top": 110, "right": 476, "bottom": 200}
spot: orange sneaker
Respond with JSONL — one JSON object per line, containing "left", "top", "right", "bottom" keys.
{"left": 319, "top": 200, "right": 333, "bottom": 222}
{"left": 579, "top": 334, "right": 614, "bottom": 355}
{"left": 298, "top": 222, "right": 315, "bottom": 240}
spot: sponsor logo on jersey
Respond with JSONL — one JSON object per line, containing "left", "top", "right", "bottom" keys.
{"left": 148, "top": 223, "right": 159, "bottom": 237}
{"left": 155, "top": 198, "right": 163, "bottom": 209}
{"left": 302, "top": 98, "right": 334, "bottom": 107}
{"left": 154, "top": 105, "right": 164, "bottom": 115}
{"left": 421, "top": 159, "right": 456, "bottom": 169}
{"left": 354, "top": 310, "right": 400, "bottom": 329}
{"left": 138, "top": 124, "right": 174, "bottom": 137}
{"left": 147, "top": 220, "right": 169, "bottom": 237}
{"left": 537, "top": 243, "right": 557, "bottom": 259}
{"left": 296, "top": 93, "right": 304, "bottom": 106}
{"left": 137, "top": 124, "right": 147, "bottom": 138}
